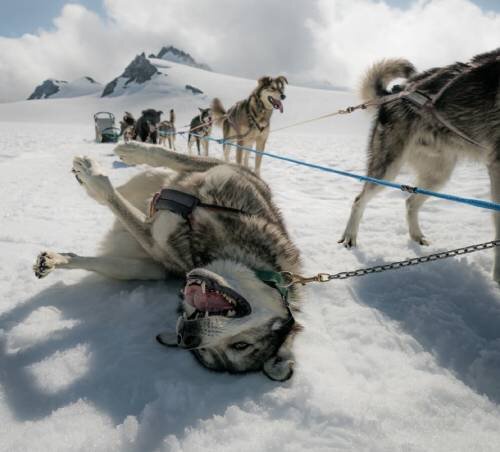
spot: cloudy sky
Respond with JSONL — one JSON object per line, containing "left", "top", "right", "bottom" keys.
{"left": 0, "top": 0, "right": 499, "bottom": 102}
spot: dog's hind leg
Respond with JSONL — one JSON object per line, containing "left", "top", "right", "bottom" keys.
{"left": 339, "top": 133, "right": 407, "bottom": 248}
{"left": 488, "top": 158, "right": 500, "bottom": 282}
{"left": 33, "top": 251, "right": 165, "bottom": 280}
{"left": 115, "top": 143, "right": 220, "bottom": 172}
{"left": 406, "top": 149, "right": 456, "bottom": 245}
{"left": 223, "top": 142, "right": 231, "bottom": 162}
{"left": 195, "top": 137, "right": 200, "bottom": 156}
{"left": 202, "top": 138, "right": 209, "bottom": 157}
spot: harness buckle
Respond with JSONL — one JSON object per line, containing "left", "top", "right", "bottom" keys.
{"left": 404, "top": 91, "right": 432, "bottom": 108}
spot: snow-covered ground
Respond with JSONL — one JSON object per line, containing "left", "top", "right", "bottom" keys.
{"left": 1, "top": 62, "right": 500, "bottom": 452}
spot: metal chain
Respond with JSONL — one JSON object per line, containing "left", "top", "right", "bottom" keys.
{"left": 279, "top": 240, "right": 500, "bottom": 288}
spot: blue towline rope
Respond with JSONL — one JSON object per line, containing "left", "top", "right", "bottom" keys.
{"left": 188, "top": 132, "right": 500, "bottom": 212}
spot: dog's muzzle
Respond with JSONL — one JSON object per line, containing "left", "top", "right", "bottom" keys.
{"left": 176, "top": 273, "right": 252, "bottom": 349}
{"left": 176, "top": 317, "right": 202, "bottom": 349}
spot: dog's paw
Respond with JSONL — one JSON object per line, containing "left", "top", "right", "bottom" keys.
{"left": 33, "top": 251, "right": 69, "bottom": 279}
{"left": 72, "top": 156, "right": 113, "bottom": 199}
{"left": 338, "top": 233, "right": 357, "bottom": 248}
{"left": 410, "top": 233, "right": 430, "bottom": 246}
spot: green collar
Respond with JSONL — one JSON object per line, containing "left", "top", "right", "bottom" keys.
{"left": 254, "top": 270, "right": 290, "bottom": 301}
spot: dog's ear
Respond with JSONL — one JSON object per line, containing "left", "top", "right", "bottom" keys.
{"left": 199, "top": 107, "right": 204, "bottom": 112}
{"left": 156, "top": 330, "right": 178, "bottom": 347}
{"left": 258, "top": 76, "right": 272, "bottom": 87}
{"left": 262, "top": 328, "right": 295, "bottom": 381}
{"left": 158, "top": 110, "right": 163, "bottom": 115}
{"left": 276, "top": 75, "right": 288, "bottom": 85}
{"left": 142, "top": 110, "right": 146, "bottom": 115}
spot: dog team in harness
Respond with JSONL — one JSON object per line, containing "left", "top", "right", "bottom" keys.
{"left": 36, "top": 47, "right": 500, "bottom": 380}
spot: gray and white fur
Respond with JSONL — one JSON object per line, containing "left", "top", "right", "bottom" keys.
{"left": 33, "top": 142, "right": 302, "bottom": 381}
{"left": 339, "top": 48, "right": 500, "bottom": 282}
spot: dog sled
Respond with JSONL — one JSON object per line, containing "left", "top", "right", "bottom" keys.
{"left": 94, "top": 112, "right": 121, "bottom": 143}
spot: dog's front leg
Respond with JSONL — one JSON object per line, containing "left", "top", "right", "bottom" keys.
{"left": 33, "top": 252, "right": 166, "bottom": 280}
{"left": 339, "top": 134, "right": 406, "bottom": 247}
{"left": 236, "top": 140, "right": 245, "bottom": 166}
{"left": 254, "top": 134, "right": 268, "bottom": 176}
{"left": 115, "top": 143, "right": 219, "bottom": 172}
{"left": 488, "top": 160, "right": 500, "bottom": 282}
{"left": 72, "top": 156, "right": 162, "bottom": 263}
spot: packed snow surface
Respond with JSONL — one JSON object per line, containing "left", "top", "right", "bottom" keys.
{"left": 1, "top": 61, "right": 500, "bottom": 452}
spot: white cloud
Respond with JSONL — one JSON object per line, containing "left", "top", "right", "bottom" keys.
{"left": 309, "top": 0, "right": 500, "bottom": 88}
{"left": 0, "top": 0, "right": 499, "bottom": 102}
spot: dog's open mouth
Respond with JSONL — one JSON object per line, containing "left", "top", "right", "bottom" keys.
{"left": 183, "top": 275, "right": 251, "bottom": 319}
{"left": 268, "top": 96, "right": 283, "bottom": 113}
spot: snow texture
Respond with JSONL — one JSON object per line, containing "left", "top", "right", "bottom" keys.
{"left": 1, "top": 61, "right": 500, "bottom": 452}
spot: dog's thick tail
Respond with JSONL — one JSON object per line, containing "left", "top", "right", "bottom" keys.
{"left": 210, "top": 98, "right": 226, "bottom": 127}
{"left": 360, "top": 58, "right": 416, "bottom": 104}
{"left": 169, "top": 109, "right": 175, "bottom": 124}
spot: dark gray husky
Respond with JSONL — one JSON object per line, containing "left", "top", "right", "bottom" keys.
{"left": 188, "top": 108, "right": 212, "bottom": 156}
{"left": 33, "top": 143, "right": 302, "bottom": 381}
{"left": 339, "top": 48, "right": 500, "bottom": 281}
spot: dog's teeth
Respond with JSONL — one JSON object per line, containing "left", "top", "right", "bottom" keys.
{"left": 183, "top": 312, "right": 187, "bottom": 319}
{"left": 205, "top": 311, "right": 209, "bottom": 318}
{"left": 201, "top": 281, "right": 206, "bottom": 294}
{"left": 228, "top": 309, "right": 235, "bottom": 317}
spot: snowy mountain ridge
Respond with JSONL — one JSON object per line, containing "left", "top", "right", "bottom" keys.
{"left": 28, "top": 77, "right": 102, "bottom": 100}
{"left": 150, "top": 45, "right": 211, "bottom": 71}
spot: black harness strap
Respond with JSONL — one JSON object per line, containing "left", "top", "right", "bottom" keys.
{"left": 150, "top": 189, "right": 245, "bottom": 225}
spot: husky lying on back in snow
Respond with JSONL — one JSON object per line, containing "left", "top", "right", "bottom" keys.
{"left": 33, "top": 143, "right": 302, "bottom": 381}
{"left": 339, "top": 48, "right": 500, "bottom": 282}
{"left": 212, "top": 75, "right": 288, "bottom": 176}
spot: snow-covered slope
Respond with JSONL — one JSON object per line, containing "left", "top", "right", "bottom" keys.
{"left": 52, "top": 77, "right": 102, "bottom": 99}
{"left": 1, "top": 63, "right": 500, "bottom": 452}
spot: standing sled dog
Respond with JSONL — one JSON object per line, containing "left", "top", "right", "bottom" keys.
{"left": 188, "top": 108, "right": 212, "bottom": 156}
{"left": 33, "top": 143, "right": 301, "bottom": 381}
{"left": 158, "top": 109, "right": 176, "bottom": 150}
{"left": 211, "top": 75, "right": 288, "bottom": 176}
{"left": 339, "top": 48, "right": 500, "bottom": 281}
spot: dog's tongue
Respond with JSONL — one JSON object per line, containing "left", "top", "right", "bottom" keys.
{"left": 276, "top": 99, "right": 283, "bottom": 113}
{"left": 184, "top": 284, "right": 233, "bottom": 312}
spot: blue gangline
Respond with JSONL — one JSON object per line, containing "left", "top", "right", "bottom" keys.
{"left": 189, "top": 133, "right": 500, "bottom": 212}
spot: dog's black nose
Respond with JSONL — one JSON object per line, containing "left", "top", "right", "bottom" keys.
{"left": 180, "top": 334, "right": 201, "bottom": 349}
{"left": 280, "top": 94, "right": 286, "bottom": 100}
